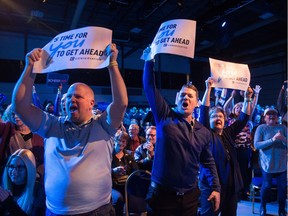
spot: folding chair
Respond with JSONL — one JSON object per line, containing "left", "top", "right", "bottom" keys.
{"left": 125, "top": 170, "right": 151, "bottom": 216}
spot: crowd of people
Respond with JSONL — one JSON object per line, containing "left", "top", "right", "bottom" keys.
{"left": 0, "top": 43, "right": 286, "bottom": 216}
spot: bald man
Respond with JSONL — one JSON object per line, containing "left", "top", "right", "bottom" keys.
{"left": 12, "top": 43, "right": 128, "bottom": 215}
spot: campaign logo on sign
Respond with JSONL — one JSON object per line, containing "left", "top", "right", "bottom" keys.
{"left": 141, "top": 19, "right": 196, "bottom": 61}
{"left": 33, "top": 26, "right": 112, "bottom": 73}
{"left": 209, "top": 58, "right": 250, "bottom": 91}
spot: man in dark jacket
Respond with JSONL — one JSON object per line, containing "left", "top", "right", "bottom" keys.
{"left": 143, "top": 56, "right": 220, "bottom": 216}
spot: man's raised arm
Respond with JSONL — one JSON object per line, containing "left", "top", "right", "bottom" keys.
{"left": 12, "top": 48, "right": 44, "bottom": 131}
{"left": 106, "top": 43, "right": 128, "bottom": 129}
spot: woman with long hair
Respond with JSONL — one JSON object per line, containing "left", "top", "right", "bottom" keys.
{"left": 0, "top": 149, "right": 45, "bottom": 215}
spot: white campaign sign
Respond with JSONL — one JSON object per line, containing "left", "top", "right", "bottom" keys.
{"left": 141, "top": 19, "right": 196, "bottom": 60}
{"left": 209, "top": 58, "right": 250, "bottom": 91}
{"left": 33, "top": 26, "right": 112, "bottom": 73}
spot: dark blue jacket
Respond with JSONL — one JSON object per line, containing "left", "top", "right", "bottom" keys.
{"left": 143, "top": 61, "right": 220, "bottom": 193}
{"left": 199, "top": 105, "right": 249, "bottom": 192}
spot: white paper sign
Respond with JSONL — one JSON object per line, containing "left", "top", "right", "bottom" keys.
{"left": 141, "top": 19, "right": 196, "bottom": 60}
{"left": 209, "top": 58, "right": 250, "bottom": 91}
{"left": 33, "top": 26, "right": 112, "bottom": 73}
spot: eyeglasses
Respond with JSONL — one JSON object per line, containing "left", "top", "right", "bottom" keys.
{"left": 210, "top": 114, "right": 224, "bottom": 119}
{"left": 7, "top": 165, "right": 26, "bottom": 171}
{"left": 147, "top": 134, "right": 156, "bottom": 137}
{"left": 266, "top": 113, "right": 277, "bottom": 116}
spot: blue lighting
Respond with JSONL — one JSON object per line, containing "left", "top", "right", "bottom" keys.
{"left": 221, "top": 21, "right": 227, "bottom": 28}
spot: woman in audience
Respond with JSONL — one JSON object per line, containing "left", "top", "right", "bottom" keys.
{"left": 199, "top": 77, "right": 253, "bottom": 216}
{"left": 0, "top": 105, "right": 44, "bottom": 182}
{"left": 112, "top": 130, "right": 138, "bottom": 216}
{"left": 0, "top": 149, "right": 45, "bottom": 215}
{"left": 224, "top": 85, "right": 261, "bottom": 200}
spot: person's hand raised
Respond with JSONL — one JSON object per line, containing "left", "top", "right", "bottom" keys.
{"left": 105, "top": 43, "right": 119, "bottom": 63}
{"left": 26, "top": 48, "right": 42, "bottom": 66}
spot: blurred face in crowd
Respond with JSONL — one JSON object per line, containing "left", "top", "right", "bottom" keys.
{"left": 128, "top": 124, "right": 139, "bottom": 139}
{"left": 11, "top": 112, "right": 25, "bottom": 128}
{"left": 233, "top": 103, "right": 243, "bottom": 116}
{"left": 66, "top": 83, "right": 94, "bottom": 125}
{"left": 130, "top": 107, "right": 137, "bottom": 114}
{"left": 176, "top": 86, "right": 198, "bottom": 118}
{"left": 114, "top": 136, "right": 127, "bottom": 153}
{"left": 8, "top": 157, "right": 27, "bottom": 185}
{"left": 264, "top": 111, "right": 278, "bottom": 126}
{"left": 45, "top": 103, "right": 54, "bottom": 113}
{"left": 61, "top": 93, "right": 67, "bottom": 116}
{"left": 145, "top": 127, "right": 156, "bottom": 145}
{"left": 254, "top": 114, "right": 262, "bottom": 125}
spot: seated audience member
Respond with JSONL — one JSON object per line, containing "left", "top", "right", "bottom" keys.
{"left": 199, "top": 77, "right": 253, "bottom": 216}
{"left": 0, "top": 105, "right": 44, "bottom": 181}
{"left": 134, "top": 126, "right": 156, "bottom": 171}
{"left": 127, "top": 107, "right": 138, "bottom": 121}
{"left": 0, "top": 149, "right": 46, "bottom": 216}
{"left": 126, "top": 123, "right": 146, "bottom": 154}
{"left": 112, "top": 130, "right": 138, "bottom": 216}
{"left": 254, "top": 107, "right": 287, "bottom": 216}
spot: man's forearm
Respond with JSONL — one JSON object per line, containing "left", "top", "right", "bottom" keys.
{"left": 107, "top": 65, "right": 128, "bottom": 128}
{"left": 12, "top": 49, "right": 43, "bottom": 131}
{"left": 202, "top": 88, "right": 211, "bottom": 107}
{"left": 12, "top": 64, "right": 36, "bottom": 114}
{"left": 108, "top": 65, "right": 127, "bottom": 107}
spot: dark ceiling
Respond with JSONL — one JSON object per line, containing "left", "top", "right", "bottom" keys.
{"left": 0, "top": 0, "right": 286, "bottom": 68}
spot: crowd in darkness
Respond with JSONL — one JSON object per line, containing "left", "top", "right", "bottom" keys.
{"left": 1, "top": 81, "right": 286, "bottom": 215}
{"left": 0, "top": 44, "right": 286, "bottom": 216}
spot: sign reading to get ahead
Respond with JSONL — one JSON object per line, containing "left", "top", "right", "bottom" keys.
{"left": 141, "top": 19, "right": 196, "bottom": 61}
{"left": 33, "top": 26, "right": 112, "bottom": 73}
{"left": 209, "top": 58, "right": 251, "bottom": 91}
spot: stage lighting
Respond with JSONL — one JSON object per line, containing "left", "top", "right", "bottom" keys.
{"left": 177, "top": 0, "right": 184, "bottom": 7}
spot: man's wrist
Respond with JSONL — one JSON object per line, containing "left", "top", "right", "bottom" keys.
{"left": 108, "top": 61, "right": 118, "bottom": 67}
{"left": 244, "top": 98, "right": 252, "bottom": 102}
